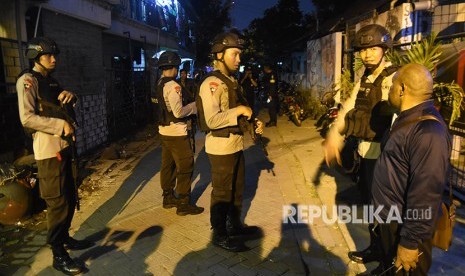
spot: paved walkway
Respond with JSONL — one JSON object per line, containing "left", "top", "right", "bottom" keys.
{"left": 3, "top": 112, "right": 465, "bottom": 275}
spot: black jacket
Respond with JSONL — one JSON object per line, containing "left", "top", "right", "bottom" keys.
{"left": 371, "top": 100, "right": 451, "bottom": 249}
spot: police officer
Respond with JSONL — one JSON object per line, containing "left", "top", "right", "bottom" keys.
{"left": 17, "top": 37, "right": 93, "bottom": 275}
{"left": 240, "top": 66, "right": 258, "bottom": 117}
{"left": 178, "top": 68, "right": 197, "bottom": 100}
{"left": 262, "top": 64, "right": 278, "bottom": 127}
{"left": 323, "top": 24, "right": 397, "bottom": 274}
{"left": 156, "top": 51, "right": 204, "bottom": 216}
{"left": 197, "top": 31, "right": 264, "bottom": 252}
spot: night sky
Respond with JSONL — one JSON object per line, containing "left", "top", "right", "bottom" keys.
{"left": 230, "top": 0, "right": 315, "bottom": 30}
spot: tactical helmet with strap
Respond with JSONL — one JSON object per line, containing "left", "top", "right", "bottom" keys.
{"left": 211, "top": 32, "right": 244, "bottom": 54}
{"left": 158, "top": 51, "right": 181, "bottom": 69}
{"left": 211, "top": 32, "right": 245, "bottom": 75}
{"left": 26, "top": 37, "right": 60, "bottom": 60}
{"left": 353, "top": 24, "right": 392, "bottom": 50}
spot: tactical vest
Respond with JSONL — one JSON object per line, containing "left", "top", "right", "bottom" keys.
{"left": 196, "top": 70, "right": 249, "bottom": 137}
{"left": 18, "top": 69, "right": 77, "bottom": 135}
{"left": 156, "top": 77, "right": 194, "bottom": 126}
{"left": 344, "top": 66, "right": 397, "bottom": 141}
{"left": 262, "top": 72, "right": 277, "bottom": 97}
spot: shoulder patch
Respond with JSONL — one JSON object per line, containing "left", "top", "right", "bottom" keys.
{"left": 209, "top": 82, "right": 219, "bottom": 94}
{"left": 175, "top": 85, "right": 181, "bottom": 95}
{"left": 23, "top": 78, "right": 34, "bottom": 92}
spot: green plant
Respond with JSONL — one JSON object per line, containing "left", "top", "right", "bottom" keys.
{"left": 298, "top": 88, "right": 327, "bottom": 119}
{"left": 387, "top": 33, "right": 442, "bottom": 76}
{"left": 338, "top": 68, "right": 354, "bottom": 103}
{"left": 433, "top": 82, "right": 464, "bottom": 124}
{"left": 386, "top": 33, "right": 464, "bottom": 124}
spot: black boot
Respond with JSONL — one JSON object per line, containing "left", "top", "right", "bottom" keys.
{"left": 64, "top": 237, "right": 95, "bottom": 250}
{"left": 227, "top": 207, "right": 260, "bottom": 237}
{"left": 212, "top": 230, "right": 250, "bottom": 252}
{"left": 52, "top": 246, "right": 82, "bottom": 275}
{"left": 348, "top": 245, "right": 380, "bottom": 263}
{"left": 265, "top": 121, "right": 277, "bottom": 127}
{"left": 162, "top": 190, "right": 178, "bottom": 209}
{"left": 176, "top": 195, "right": 204, "bottom": 216}
{"left": 349, "top": 224, "right": 380, "bottom": 264}
{"left": 210, "top": 203, "right": 248, "bottom": 252}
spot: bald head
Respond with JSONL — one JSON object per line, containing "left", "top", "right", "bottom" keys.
{"left": 397, "top": 63, "right": 433, "bottom": 100}
{"left": 389, "top": 63, "right": 434, "bottom": 112}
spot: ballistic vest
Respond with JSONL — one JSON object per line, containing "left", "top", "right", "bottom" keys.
{"left": 344, "top": 66, "right": 397, "bottom": 141}
{"left": 196, "top": 70, "right": 249, "bottom": 137}
{"left": 18, "top": 69, "right": 77, "bottom": 135}
{"left": 156, "top": 77, "right": 194, "bottom": 126}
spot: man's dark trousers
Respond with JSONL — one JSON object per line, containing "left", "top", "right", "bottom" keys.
{"left": 208, "top": 151, "right": 245, "bottom": 234}
{"left": 378, "top": 223, "right": 432, "bottom": 276}
{"left": 37, "top": 149, "right": 76, "bottom": 251}
{"left": 160, "top": 135, "right": 194, "bottom": 196}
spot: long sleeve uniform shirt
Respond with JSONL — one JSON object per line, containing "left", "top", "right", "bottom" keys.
{"left": 371, "top": 100, "right": 451, "bottom": 249}
{"left": 199, "top": 74, "right": 243, "bottom": 155}
{"left": 158, "top": 79, "right": 197, "bottom": 136}
{"left": 17, "top": 72, "right": 68, "bottom": 160}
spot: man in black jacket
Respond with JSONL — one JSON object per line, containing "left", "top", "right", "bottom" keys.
{"left": 262, "top": 64, "right": 278, "bottom": 127}
{"left": 372, "top": 63, "right": 451, "bottom": 275}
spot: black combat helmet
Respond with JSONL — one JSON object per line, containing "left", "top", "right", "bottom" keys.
{"left": 158, "top": 51, "right": 181, "bottom": 69}
{"left": 211, "top": 32, "right": 244, "bottom": 54}
{"left": 353, "top": 24, "right": 392, "bottom": 50}
{"left": 26, "top": 37, "right": 60, "bottom": 60}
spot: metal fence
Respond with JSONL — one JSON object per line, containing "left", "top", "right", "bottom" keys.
{"left": 449, "top": 122, "right": 465, "bottom": 199}
{"left": 104, "top": 68, "right": 152, "bottom": 141}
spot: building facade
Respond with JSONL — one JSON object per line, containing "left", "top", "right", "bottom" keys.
{"left": 0, "top": 0, "right": 196, "bottom": 161}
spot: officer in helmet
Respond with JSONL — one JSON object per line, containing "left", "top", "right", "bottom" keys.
{"left": 262, "top": 64, "right": 278, "bottom": 127}
{"left": 197, "top": 31, "right": 264, "bottom": 252}
{"left": 17, "top": 37, "right": 93, "bottom": 275}
{"left": 323, "top": 24, "right": 398, "bottom": 274}
{"left": 156, "top": 51, "right": 204, "bottom": 216}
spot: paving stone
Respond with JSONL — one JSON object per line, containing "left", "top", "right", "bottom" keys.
{"left": 4, "top": 118, "right": 381, "bottom": 275}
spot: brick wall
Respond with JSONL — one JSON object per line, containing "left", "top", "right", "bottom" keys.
{"left": 75, "top": 93, "right": 108, "bottom": 155}
{"left": 40, "top": 10, "right": 109, "bottom": 155}
{"left": 1, "top": 39, "right": 22, "bottom": 94}
{"left": 0, "top": 39, "right": 25, "bottom": 160}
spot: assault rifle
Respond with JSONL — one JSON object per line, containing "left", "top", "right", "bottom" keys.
{"left": 241, "top": 118, "right": 275, "bottom": 176}
{"left": 252, "top": 118, "right": 268, "bottom": 156}
{"left": 61, "top": 135, "right": 80, "bottom": 211}
{"left": 188, "top": 116, "right": 197, "bottom": 154}
{"left": 41, "top": 100, "right": 80, "bottom": 211}
{"left": 238, "top": 117, "right": 269, "bottom": 156}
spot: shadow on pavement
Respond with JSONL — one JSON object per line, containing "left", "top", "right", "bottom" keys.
{"left": 312, "top": 158, "right": 375, "bottom": 272}
{"left": 191, "top": 147, "right": 211, "bottom": 204}
{"left": 172, "top": 203, "right": 346, "bottom": 275}
{"left": 40, "top": 146, "right": 163, "bottom": 273}
{"left": 78, "top": 225, "right": 163, "bottom": 275}
{"left": 80, "top": 146, "right": 161, "bottom": 226}
{"left": 242, "top": 142, "right": 274, "bottom": 220}
{"left": 190, "top": 138, "right": 274, "bottom": 222}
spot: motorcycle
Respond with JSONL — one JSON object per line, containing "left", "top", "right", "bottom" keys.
{"left": 278, "top": 81, "right": 308, "bottom": 127}
{"left": 0, "top": 154, "right": 44, "bottom": 225}
{"left": 315, "top": 90, "right": 340, "bottom": 138}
